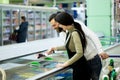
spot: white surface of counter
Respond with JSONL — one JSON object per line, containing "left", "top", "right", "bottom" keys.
{"left": 104, "top": 43, "right": 120, "bottom": 54}
{"left": 0, "top": 37, "right": 64, "bottom": 61}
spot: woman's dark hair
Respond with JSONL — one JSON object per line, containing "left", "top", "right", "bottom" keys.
{"left": 55, "top": 12, "right": 87, "bottom": 52}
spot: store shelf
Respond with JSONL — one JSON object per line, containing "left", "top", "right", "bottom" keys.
{"left": 0, "top": 4, "right": 58, "bottom": 46}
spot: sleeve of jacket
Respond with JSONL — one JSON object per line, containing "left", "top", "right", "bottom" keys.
{"left": 55, "top": 45, "right": 66, "bottom": 51}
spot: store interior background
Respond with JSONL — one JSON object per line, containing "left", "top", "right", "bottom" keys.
{"left": 0, "top": 0, "right": 120, "bottom": 46}
{"left": 0, "top": 0, "right": 120, "bottom": 80}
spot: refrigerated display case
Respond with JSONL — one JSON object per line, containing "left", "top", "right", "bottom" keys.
{"left": 43, "top": 69, "right": 73, "bottom": 80}
{"left": 0, "top": 4, "right": 58, "bottom": 46}
{"left": 1, "top": 9, "right": 19, "bottom": 45}
{"left": 0, "top": 37, "right": 71, "bottom": 80}
{"left": 0, "top": 36, "right": 120, "bottom": 80}
{"left": 0, "top": 51, "right": 72, "bottom": 80}
{"left": 1, "top": 43, "right": 120, "bottom": 80}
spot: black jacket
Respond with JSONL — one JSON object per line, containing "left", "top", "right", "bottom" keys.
{"left": 15, "top": 21, "right": 28, "bottom": 43}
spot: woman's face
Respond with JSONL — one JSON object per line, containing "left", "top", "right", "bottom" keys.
{"left": 59, "top": 24, "right": 67, "bottom": 31}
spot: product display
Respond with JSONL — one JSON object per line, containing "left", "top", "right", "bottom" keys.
{"left": 0, "top": 4, "right": 58, "bottom": 46}
{"left": 101, "top": 56, "right": 120, "bottom": 80}
{"left": 0, "top": 1, "right": 120, "bottom": 80}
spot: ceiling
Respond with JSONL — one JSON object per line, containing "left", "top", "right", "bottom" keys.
{"left": 9, "top": 0, "right": 86, "bottom": 4}
{"left": 29, "top": 0, "right": 85, "bottom": 3}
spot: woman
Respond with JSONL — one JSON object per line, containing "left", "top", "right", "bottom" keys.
{"left": 46, "top": 12, "right": 91, "bottom": 80}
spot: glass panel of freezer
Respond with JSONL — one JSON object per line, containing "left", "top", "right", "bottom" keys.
{"left": 27, "top": 10, "right": 35, "bottom": 41}
{"left": 44, "top": 69, "right": 73, "bottom": 80}
{"left": 2, "top": 8, "right": 11, "bottom": 45}
{"left": 35, "top": 11, "right": 41, "bottom": 40}
{"left": 2, "top": 8, "right": 19, "bottom": 45}
{"left": 0, "top": 51, "right": 71, "bottom": 80}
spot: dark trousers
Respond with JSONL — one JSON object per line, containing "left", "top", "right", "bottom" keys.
{"left": 88, "top": 54, "right": 102, "bottom": 80}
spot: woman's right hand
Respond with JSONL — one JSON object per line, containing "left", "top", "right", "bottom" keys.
{"left": 45, "top": 47, "right": 55, "bottom": 55}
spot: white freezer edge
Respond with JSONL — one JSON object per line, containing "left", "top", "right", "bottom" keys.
{"left": 0, "top": 37, "right": 64, "bottom": 61}
{"left": 0, "top": 37, "right": 120, "bottom": 61}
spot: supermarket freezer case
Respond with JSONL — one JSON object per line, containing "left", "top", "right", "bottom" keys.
{"left": 0, "top": 42, "right": 120, "bottom": 80}
{"left": 0, "top": 38, "right": 71, "bottom": 80}
{"left": 0, "top": 51, "right": 72, "bottom": 80}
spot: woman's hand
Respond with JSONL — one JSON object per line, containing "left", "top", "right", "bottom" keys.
{"left": 45, "top": 47, "right": 55, "bottom": 55}
{"left": 56, "top": 62, "right": 68, "bottom": 68}
{"left": 56, "top": 63, "right": 65, "bottom": 68}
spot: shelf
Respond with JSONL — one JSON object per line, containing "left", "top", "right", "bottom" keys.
{"left": 0, "top": 4, "right": 58, "bottom": 46}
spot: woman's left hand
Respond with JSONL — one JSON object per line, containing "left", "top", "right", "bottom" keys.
{"left": 56, "top": 63, "right": 65, "bottom": 68}
{"left": 56, "top": 62, "right": 68, "bottom": 68}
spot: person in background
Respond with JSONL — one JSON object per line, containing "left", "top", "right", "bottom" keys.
{"left": 48, "top": 12, "right": 109, "bottom": 80}
{"left": 14, "top": 16, "right": 28, "bottom": 43}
